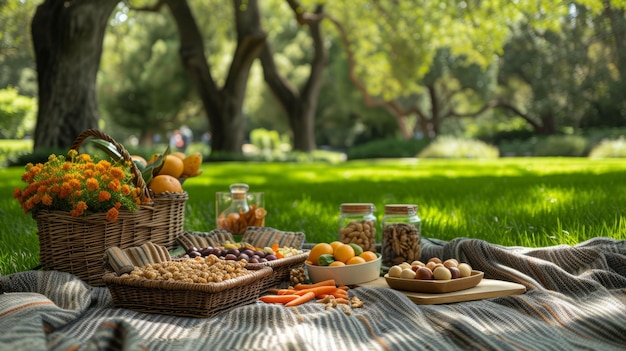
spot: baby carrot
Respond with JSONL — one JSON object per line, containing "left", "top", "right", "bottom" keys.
{"left": 259, "top": 295, "right": 300, "bottom": 304}
{"left": 276, "top": 289, "right": 297, "bottom": 295}
{"left": 330, "top": 289, "right": 349, "bottom": 298}
{"left": 285, "top": 291, "right": 316, "bottom": 307}
{"left": 294, "top": 279, "right": 336, "bottom": 290}
{"left": 294, "top": 285, "right": 338, "bottom": 297}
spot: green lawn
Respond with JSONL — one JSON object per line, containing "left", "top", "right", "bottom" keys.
{"left": 2, "top": 157, "right": 625, "bottom": 276}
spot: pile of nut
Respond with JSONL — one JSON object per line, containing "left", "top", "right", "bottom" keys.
{"left": 125, "top": 255, "right": 250, "bottom": 283}
{"left": 318, "top": 295, "right": 364, "bottom": 315}
{"left": 339, "top": 219, "right": 376, "bottom": 252}
{"left": 289, "top": 267, "right": 307, "bottom": 286}
{"left": 381, "top": 223, "right": 421, "bottom": 267}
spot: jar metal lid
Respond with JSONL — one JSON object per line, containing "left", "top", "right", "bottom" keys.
{"left": 384, "top": 204, "right": 418, "bottom": 215}
{"left": 340, "top": 203, "right": 376, "bottom": 214}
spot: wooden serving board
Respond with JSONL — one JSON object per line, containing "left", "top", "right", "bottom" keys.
{"left": 359, "top": 277, "right": 526, "bottom": 305}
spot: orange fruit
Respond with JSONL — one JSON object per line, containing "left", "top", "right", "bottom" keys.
{"left": 308, "top": 243, "right": 334, "bottom": 266}
{"left": 157, "top": 154, "right": 184, "bottom": 178}
{"left": 329, "top": 241, "right": 344, "bottom": 252}
{"left": 359, "top": 251, "right": 378, "bottom": 262}
{"left": 329, "top": 261, "right": 346, "bottom": 267}
{"left": 346, "top": 256, "right": 366, "bottom": 265}
{"left": 148, "top": 175, "right": 183, "bottom": 194}
{"left": 333, "top": 244, "right": 355, "bottom": 264}
{"left": 182, "top": 152, "right": 203, "bottom": 177}
{"left": 171, "top": 152, "right": 186, "bottom": 160}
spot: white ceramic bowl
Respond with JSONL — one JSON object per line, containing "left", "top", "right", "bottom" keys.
{"left": 305, "top": 256, "right": 382, "bottom": 286}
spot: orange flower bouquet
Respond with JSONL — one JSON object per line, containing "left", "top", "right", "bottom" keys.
{"left": 15, "top": 129, "right": 187, "bottom": 287}
{"left": 13, "top": 149, "right": 146, "bottom": 222}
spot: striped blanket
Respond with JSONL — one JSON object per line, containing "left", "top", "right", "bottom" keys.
{"left": 1, "top": 237, "right": 625, "bottom": 351}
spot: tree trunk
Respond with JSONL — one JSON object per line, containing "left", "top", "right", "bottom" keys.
{"left": 165, "top": 0, "right": 266, "bottom": 155}
{"left": 260, "top": 4, "right": 327, "bottom": 152}
{"left": 31, "top": 0, "right": 118, "bottom": 150}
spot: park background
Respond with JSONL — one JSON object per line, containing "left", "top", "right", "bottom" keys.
{"left": 1, "top": 0, "right": 626, "bottom": 275}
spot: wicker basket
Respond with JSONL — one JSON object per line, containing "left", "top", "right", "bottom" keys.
{"left": 178, "top": 229, "right": 309, "bottom": 291}
{"left": 103, "top": 266, "right": 273, "bottom": 318}
{"left": 35, "top": 129, "right": 187, "bottom": 287}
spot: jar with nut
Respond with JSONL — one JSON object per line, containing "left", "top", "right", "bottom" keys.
{"left": 338, "top": 203, "right": 377, "bottom": 253}
{"left": 381, "top": 204, "right": 421, "bottom": 267}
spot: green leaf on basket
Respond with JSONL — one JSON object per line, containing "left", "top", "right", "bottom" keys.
{"left": 90, "top": 139, "right": 122, "bottom": 162}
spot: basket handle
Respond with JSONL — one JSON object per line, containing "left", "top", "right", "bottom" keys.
{"left": 69, "top": 128, "right": 151, "bottom": 201}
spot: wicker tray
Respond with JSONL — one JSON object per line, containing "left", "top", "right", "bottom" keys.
{"left": 35, "top": 129, "right": 187, "bottom": 287}
{"left": 103, "top": 265, "right": 273, "bottom": 318}
{"left": 177, "top": 230, "right": 309, "bottom": 291}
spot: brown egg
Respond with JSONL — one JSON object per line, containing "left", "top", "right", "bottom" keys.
{"left": 428, "top": 257, "right": 442, "bottom": 264}
{"left": 415, "top": 267, "right": 434, "bottom": 280}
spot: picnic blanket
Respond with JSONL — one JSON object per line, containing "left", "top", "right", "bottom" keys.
{"left": 1, "top": 237, "right": 625, "bottom": 351}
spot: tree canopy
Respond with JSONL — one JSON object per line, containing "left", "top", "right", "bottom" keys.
{"left": 1, "top": 0, "right": 626, "bottom": 154}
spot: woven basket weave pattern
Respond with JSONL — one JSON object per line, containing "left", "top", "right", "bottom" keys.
{"left": 103, "top": 266, "right": 273, "bottom": 318}
{"left": 36, "top": 129, "right": 187, "bottom": 287}
{"left": 178, "top": 229, "right": 308, "bottom": 291}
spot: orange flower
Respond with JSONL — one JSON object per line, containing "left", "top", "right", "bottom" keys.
{"left": 98, "top": 191, "right": 111, "bottom": 202}
{"left": 108, "top": 179, "right": 121, "bottom": 192}
{"left": 86, "top": 178, "right": 99, "bottom": 191}
{"left": 109, "top": 167, "right": 125, "bottom": 180}
{"left": 41, "top": 194, "right": 53, "bottom": 206}
{"left": 106, "top": 207, "right": 119, "bottom": 221}
{"left": 76, "top": 201, "right": 88, "bottom": 212}
{"left": 15, "top": 151, "right": 141, "bottom": 221}
{"left": 121, "top": 184, "right": 131, "bottom": 196}
{"left": 60, "top": 183, "right": 73, "bottom": 198}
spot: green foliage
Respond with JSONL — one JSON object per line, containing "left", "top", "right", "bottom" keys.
{"left": 3, "top": 158, "right": 626, "bottom": 274}
{"left": 0, "top": 0, "right": 38, "bottom": 97}
{"left": 347, "top": 138, "right": 431, "bottom": 160}
{"left": 248, "top": 128, "right": 290, "bottom": 159}
{"left": 418, "top": 136, "right": 499, "bottom": 159}
{"left": 98, "top": 8, "right": 194, "bottom": 138}
{"left": 0, "top": 87, "right": 36, "bottom": 138}
{"left": 6, "top": 146, "right": 67, "bottom": 167}
{"left": 589, "top": 137, "right": 626, "bottom": 158}
{"left": 0, "top": 139, "right": 32, "bottom": 166}
{"left": 533, "top": 135, "right": 589, "bottom": 157}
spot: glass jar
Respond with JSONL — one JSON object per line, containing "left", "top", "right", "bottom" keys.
{"left": 338, "top": 203, "right": 377, "bottom": 253}
{"left": 216, "top": 183, "right": 265, "bottom": 235}
{"left": 381, "top": 204, "right": 421, "bottom": 267}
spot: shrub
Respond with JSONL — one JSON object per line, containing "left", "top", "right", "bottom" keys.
{"left": 533, "top": 135, "right": 589, "bottom": 157}
{"left": 417, "top": 136, "right": 499, "bottom": 158}
{"left": 347, "top": 138, "right": 431, "bottom": 160}
{"left": 589, "top": 137, "right": 626, "bottom": 158}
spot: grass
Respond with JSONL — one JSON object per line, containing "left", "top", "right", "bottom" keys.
{"left": 2, "top": 157, "right": 625, "bottom": 276}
